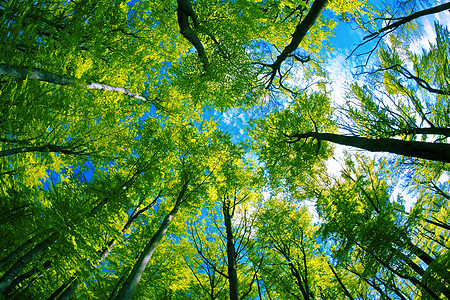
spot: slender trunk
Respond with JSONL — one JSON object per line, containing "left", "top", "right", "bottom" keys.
{"left": 4, "top": 260, "right": 51, "bottom": 297}
{"left": 0, "top": 186, "right": 125, "bottom": 296}
{"left": 425, "top": 218, "right": 450, "bottom": 231}
{"left": 287, "top": 261, "right": 309, "bottom": 300}
{"left": 107, "top": 271, "right": 129, "bottom": 300}
{"left": 0, "top": 63, "right": 147, "bottom": 102}
{"left": 4, "top": 267, "right": 38, "bottom": 296}
{"left": 0, "top": 232, "right": 58, "bottom": 295}
{"left": 354, "top": 242, "right": 441, "bottom": 300}
{"left": 0, "top": 229, "right": 52, "bottom": 269}
{"left": 113, "top": 182, "right": 188, "bottom": 300}
{"left": 290, "top": 132, "right": 450, "bottom": 163}
{"left": 327, "top": 262, "right": 354, "bottom": 300}
{"left": 57, "top": 277, "right": 77, "bottom": 300}
{"left": 364, "top": 279, "right": 393, "bottom": 300}
{"left": 98, "top": 193, "right": 160, "bottom": 263}
{"left": 223, "top": 200, "right": 239, "bottom": 300}
{"left": 47, "top": 277, "right": 76, "bottom": 300}
{"left": 9, "top": 275, "right": 41, "bottom": 299}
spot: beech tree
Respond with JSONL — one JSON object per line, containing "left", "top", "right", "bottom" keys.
{"left": 1, "top": 0, "right": 449, "bottom": 299}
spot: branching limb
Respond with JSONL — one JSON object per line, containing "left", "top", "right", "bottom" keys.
{"left": 176, "top": 0, "right": 208, "bottom": 70}
{"left": 363, "top": 3, "right": 450, "bottom": 41}
{"left": 349, "top": 3, "right": 450, "bottom": 62}
{"left": 265, "top": 0, "right": 328, "bottom": 88}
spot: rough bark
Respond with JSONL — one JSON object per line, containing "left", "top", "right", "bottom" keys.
{"left": 113, "top": 181, "right": 189, "bottom": 300}
{"left": 266, "top": 0, "right": 329, "bottom": 87}
{"left": 289, "top": 132, "right": 450, "bottom": 163}
{"left": 223, "top": 199, "right": 240, "bottom": 300}
{"left": 0, "top": 63, "right": 147, "bottom": 102}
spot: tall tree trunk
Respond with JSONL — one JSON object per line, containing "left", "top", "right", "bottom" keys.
{"left": 354, "top": 241, "right": 442, "bottom": 300}
{"left": 0, "top": 179, "right": 134, "bottom": 297}
{"left": 52, "top": 192, "right": 162, "bottom": 299}
{"left": 47, "top": 277, "right": 76, "bottom": 300}
{"left": 113, "top": 181, "right": 189, "bottom": 300}
{"left": 0, "top": 63, "right": 147, "bottom": 102}
{"left": 0, "top": 228, "right": 52, "bottom": 269}
{"left": 57, "top": 277, "right": 77, "bottom": 300}
{"left": 0, "top": 232, "right": 58, "bottom": 295}
{"left": 107, "top": 271, "right": 129, "bottom": 300}
{"left": 289, "top": 132, "right": 450, "bottom": 163}
{"left": 327, "top": 262, "right": 354, "bottom": 300}
{"left": 223, "top": 199, "right": 240, "bottom": 300}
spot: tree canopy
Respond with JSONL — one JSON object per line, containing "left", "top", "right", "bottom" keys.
{"left": 1, "top": 0, "right": 449, "bottom": 299}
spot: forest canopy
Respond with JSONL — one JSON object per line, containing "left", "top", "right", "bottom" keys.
{"left": 1, "top": 0, "right": 449, "bottom": 299}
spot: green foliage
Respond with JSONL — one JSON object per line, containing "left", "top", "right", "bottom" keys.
{"left": 1, "top": 0, "right": 449, "bottom": 299}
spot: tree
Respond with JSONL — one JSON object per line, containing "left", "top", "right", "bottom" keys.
{"left": 317, "top": 155, "right": 450, "bottom": 299}
{"left": 2, "top": 0, "right": 449, "bottom": 298}
{"left": 253, "top": 197, "right": 353, "bottom": 300}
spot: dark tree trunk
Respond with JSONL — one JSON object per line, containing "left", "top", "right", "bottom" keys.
{"left": 266, "top": 0, "right": 329, "bottom": 86}
{"left": 364, "top": 2, "right": 450, "bottom": 40}
{"left": 0, "top": 232, "right": 58, "bottom": 295}
{"left": 0, "top": 230, "right": 51, "bottom": 269}
{"left": 223, "top": 199, "right": 240, "bottom": 300}
{"left": 327, "top": 262, "right": 354, "bottom": 300}
{"left": 290, "top": 132, "right": 450, "bottom": 163}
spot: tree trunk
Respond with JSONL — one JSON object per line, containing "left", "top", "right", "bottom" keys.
{"left": 327, "top": 262, "right": 354, "bottom": 300}
{"left": 290, "top": 132, "right": 450, "bottom": 163}
{"left": 0, "top": 63, "right": 147, "bottom": 102}
{"left": 113, "top": 182, "right": 189, "bottom": 300}
{"left": 223, "top": 199, "right": 240, "bottom": 300}
{"left": 0, "top": 232, "right": 58, "bottom": 295}
{"left": 47, "top": 277, "right": 76, "bottom": 300}
{"left": 0, "top": 229, "right": 51, "bottom": 269}
{"left": 107, "top": 271, "right": 129, "bottom": 300}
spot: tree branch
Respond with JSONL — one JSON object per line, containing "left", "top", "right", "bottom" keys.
{"left": 266, "top": 0, "right": 328, "bottom": 88}
{"left": 176, "top": 0, "right": 208, "bottom": 70}
{"left": 289, "top": 131, "right": 450, "bottom": 163}
{"left": 0, "top": 63, "right": 148, "bottom": 102}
